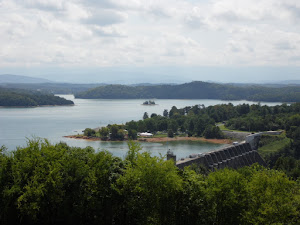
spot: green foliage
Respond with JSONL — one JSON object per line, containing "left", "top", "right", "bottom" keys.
{"left": 0, "top": 139, "right": 123, "bottom": 225}
{"left": 143, "top": 100, "right": 155, "bottom": 105}
{"left": 243, "top": 168, "right": 300, "bottom": 224}
{"left": 0, "top": 87, "right": 74, "bottom": 107}
{"left": 128, "top": 129, "right": 137, "bottom": 140}
{"left": 168, "top": 129, "right": 174, "bottom": 138}
{"left": 125, "top": 141, "right": 142, "bottom": 164}
{"left": 274, "top": 157, "right": 300, "bottom": 180}
{"left": 144, "top": 118, "right": 156, "bottom": 132}
{"left": 75, "top": 81, "right": 300, "bottom": 102}
{"left": 109, "top": 124, "right": 125, "bottom": 141}
{"left": 143, "top": 112, "right": 149, "bottom": 120}
{"left": 206, "top": 168, "right": 248, "bottom": 224}
{"left": 150, "top": 113, "right": 158, "bottom": 118}
{"left": 163, "top": 109, "right": 169, "bottom": 117}
{"left": 100, "top": 103, "right": 300, "bottom": 143}
{"left": 99, "top": 127, "right": 109, "bottom": 140}
{"left": 1, "top": 140, "right": 300, "bottom": 225}
{"left": 203, "top": 125, "right": 223, "bottom": 139}
{"left": 83, "top": 128, "right": 96, "bottom": 137}
{"left": 168, "top": 119, "right": 178, "bottom": 133}
{"left": 116, "top": 151, "right": 183, "bottom": 225}
{"left": 258, "top": 134, "right": 291, "bottom": 157}
{"left": 264, "top": 114, "right": 300, "bottom": 179}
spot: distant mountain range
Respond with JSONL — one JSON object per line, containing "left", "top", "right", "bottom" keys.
{"left": 1, "top": 74, "right": 300, "bottom": 86}
{"left": 0, "top": 75, "right": 105, "bottom": 94}
{"left": 0, "top": 74, "right": 53, "bottom": 84}
{"left": 1, "top": 74, "right": 300, "bottom": 101}
{"left": 276, "top": 80, "right": 300, "bottom": 85}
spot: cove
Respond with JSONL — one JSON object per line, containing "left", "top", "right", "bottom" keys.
{"left": 0, "top": 95, "right": 281, "bottom": 158}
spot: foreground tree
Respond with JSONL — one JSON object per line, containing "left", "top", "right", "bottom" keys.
{"left": 1, "top": 140, "right": 300, "bottom": 225}
{"left": 115, "top": 144, "right": 183, "bottom": 225}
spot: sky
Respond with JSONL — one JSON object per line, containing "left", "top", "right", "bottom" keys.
{"left": 1, "top": 0, "right": 300, "bottom": 83}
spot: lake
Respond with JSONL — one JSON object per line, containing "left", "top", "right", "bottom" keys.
{"left": 0, "top": 95, "right": 281, "bottom": 159}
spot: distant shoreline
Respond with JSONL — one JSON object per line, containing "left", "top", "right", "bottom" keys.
{"left": 0, "top": 104, "right": 75, "bottom": 108}
{"left": 63, "top": 135, "right": 232, "bottom": 144}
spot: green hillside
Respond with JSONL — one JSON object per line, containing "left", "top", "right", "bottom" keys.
{"left": 75, "top": 81, "right": 300, "bottom": 102}
{"left": 0, "top": 88, "right": 74, "bottom": 107}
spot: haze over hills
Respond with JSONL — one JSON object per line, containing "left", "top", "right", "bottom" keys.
{"left": 0, "top": 75, "right": 107, "bottom": 94}
{"left": 0, "top": 74, "right": 53, "bottom": 84}
{"left": 1, "top": 74, "right": 300, "bottom": 87}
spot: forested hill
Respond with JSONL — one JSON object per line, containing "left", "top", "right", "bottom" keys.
{"left": 0, "top": 88, "right": 74, "bottom": 107}
{"left": 75, "top": 81, "right": 300, "bottom": 102}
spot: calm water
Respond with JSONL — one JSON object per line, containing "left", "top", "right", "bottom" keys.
{"left": 0, "top": 95, "right": 281, "bottom": 159}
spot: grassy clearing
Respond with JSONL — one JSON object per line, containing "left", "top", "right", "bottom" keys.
{"left": 152, "top": 133, "right": 168, "bottom": 138}
{"left": 258, "top": 133, "right": 291, "bottom": 157}
{"left": 218, "top": 124, "right": 250, "bottom": 133}
{"left": 152, "top": 132, "right": 186, "bottom": 138}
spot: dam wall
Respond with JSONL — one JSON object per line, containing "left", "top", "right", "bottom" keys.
{"left": 175, "top": 142, "right": 267, "bottom": 170}
{"left": 245, "top": 131, "right": 284, "bottom": 150}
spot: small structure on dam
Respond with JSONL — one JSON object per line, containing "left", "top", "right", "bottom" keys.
{"left": 172, "top": 142, "right": 267, "bottom": 170}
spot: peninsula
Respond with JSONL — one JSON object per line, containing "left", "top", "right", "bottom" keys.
{"left": 64, "top": 102, "right": 300, "bottom": 149}
{"left": 0, "top": 88, "right": 74, "bottom": 107}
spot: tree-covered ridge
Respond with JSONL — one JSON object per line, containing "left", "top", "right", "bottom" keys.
{"left": 75, "top": 81, "right": 300, "bottom": 102}
{"left": 0, "top": 140, "right": 299, "bottom": 225}
{"left": 0, "top": 82, "right": 103, "bottom": 94}
{"left": 0, "top": 88, "right": 74, "bottom": 106}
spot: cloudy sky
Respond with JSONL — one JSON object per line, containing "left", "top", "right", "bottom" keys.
{"left": 1, "top": 0, "right": 300, "bottom": 83}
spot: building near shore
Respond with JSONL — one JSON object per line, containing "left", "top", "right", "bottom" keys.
{"left": 138, "top": 132, "right": 153, "bottom": 137}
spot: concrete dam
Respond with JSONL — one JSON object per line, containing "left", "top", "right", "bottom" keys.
{"left": 167, "top": 131, "right": 283, "bottom": 170}
{"left": 169, "top": 142, "right": 267, "bottom": 170}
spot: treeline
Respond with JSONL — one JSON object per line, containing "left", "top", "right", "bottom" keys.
{"left": 0, "top": 140, "right": 299, "bottom": 225}
{"left": 87, "top": 106, "right": 224, "bottom": 140}
{"left": 84, "top": 124, "right": 127, "bottom": 141}
{"left": 262, "top": 113, "right": 300, "bottom": 179}
{"left": 85, "top": 103, "right": 300, "bottom": 141}
{"left": 0, "top": 83, "right": 103, "bottom": 94}
{"left": 75, "top": 81, "right": 300, "bottom": 102}
{"left": 0, "top": 88, "right": 74, "bottom": 106}
{"left": 224, "top": 103, "right": 300, "bottom": 131}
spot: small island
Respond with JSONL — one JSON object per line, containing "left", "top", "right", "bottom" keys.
{"left": 143, "top": 100, "right": 156, "bottom": 105}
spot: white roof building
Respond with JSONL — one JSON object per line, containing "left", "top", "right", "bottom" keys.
{"left": 138, "top": 132, "right": 153, "bottom": 137}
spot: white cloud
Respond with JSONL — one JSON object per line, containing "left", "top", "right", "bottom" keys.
{"left": 83, "top": 9, "right": 127, "bottom": 26}
{"left": 0, "top": 0, "right": 300, "bottom": 68}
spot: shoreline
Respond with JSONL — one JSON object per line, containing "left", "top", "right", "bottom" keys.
{"left": 63, "top": 135, "right": 233, "bottom": 144}
{"left": 0, "top": 104, "right": 74, "bottom": 108}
